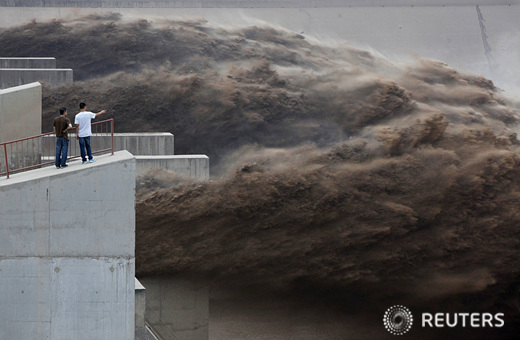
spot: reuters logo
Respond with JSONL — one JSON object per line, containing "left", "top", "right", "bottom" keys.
{"left": 384, "top": 305, "right": 413, "bottom": 335}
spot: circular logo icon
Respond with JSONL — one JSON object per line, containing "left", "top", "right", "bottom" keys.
{"left": 384, "top": 305, "right": 413, "bottom": 335}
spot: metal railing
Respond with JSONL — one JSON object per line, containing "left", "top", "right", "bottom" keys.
{"left": 0, "top": 118, "right": 114, "bottom": 179}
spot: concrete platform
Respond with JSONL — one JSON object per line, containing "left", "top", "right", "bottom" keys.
{"left": 1, "top": 151, "right": 129, "bottom": 185}
{"left": 0, "top": 151, "right": 136, "bottom": 340}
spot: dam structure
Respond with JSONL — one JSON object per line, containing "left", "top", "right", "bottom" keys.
{"left": 0, "top": 81, "right": 138, "bottom": 339}
{"left": 1, "top": 71, "right": 209, "bottom": 338}
{"left": 0, "top": 151, "right": 136, "bottom": 340}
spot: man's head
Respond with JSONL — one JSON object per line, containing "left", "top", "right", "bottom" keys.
{"left": 59, "top": 107, "right": 67, "bottom": 116}
{"left": 79, "top": 102, "right": 87, "bottom": 110}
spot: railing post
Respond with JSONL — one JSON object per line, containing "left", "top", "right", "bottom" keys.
{"left": 4, "top": 144, "right": 10, "bottom": 179}
{"left": 111, "top": 118, "right": 114, "bottom": 155}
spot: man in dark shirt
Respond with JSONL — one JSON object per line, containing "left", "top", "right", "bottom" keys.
{"left": 53, "top": 107, "right": 73, "bottom": 169}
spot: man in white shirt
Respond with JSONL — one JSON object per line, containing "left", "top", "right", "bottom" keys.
{"left": 74, "top": 102, "right": 106, "bottom": 164}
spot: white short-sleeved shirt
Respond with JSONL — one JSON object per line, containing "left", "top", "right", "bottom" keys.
{"left": 74, "top": 111, "right": 97, "bottom": 137}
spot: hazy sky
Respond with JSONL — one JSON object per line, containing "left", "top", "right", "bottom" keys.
{"left": 2, "top": 0, "right": 520, "bottom": 7}
{"left": 271, "top": 0, "right": 520, "bottom": 5}
{"left": 275, "top": 0, "right": 518, "bottom": 4}
{"left": 171, "top": 0, "right": 520, "bottom": 6}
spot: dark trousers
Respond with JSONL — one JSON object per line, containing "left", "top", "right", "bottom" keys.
{"left": 55, "top": 137, "right": 69, "bottom": 167}
{"left": 79, "top": 136, "right": 93, "bottom": 162}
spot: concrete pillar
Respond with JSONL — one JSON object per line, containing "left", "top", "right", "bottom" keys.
{"left": 0, "top": 82, "right": 41, "bottom": 143}
{"left": 0, "top": 151, "right": 136, "bottom": 340}
{"left": 0, "top": 82, "right": 42, "bottom": 174}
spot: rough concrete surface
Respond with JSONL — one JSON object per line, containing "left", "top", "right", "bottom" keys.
{"left": 0, "top": 151, "right": 136, "bottom": 340}
{"left": 0, "top": 57, "right": 56, "bottom": 69}
{"left": 135, "top": 155, "right": 209, "bottom": 180}
{"left": 0, "top": 82, "right": 41, "bottom": 143}
{"left": 0, "top": 68, "right": 73, "bottom": 89}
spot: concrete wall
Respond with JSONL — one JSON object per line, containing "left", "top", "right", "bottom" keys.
{"left": 139, "top": 277, "right": 209, "bottom": 340}
{"left": 0, "top": 82, "right": 42, "bottom": 174}
{"left": 0, "top": 151, "right": 136, "bottom": 340}
{"left": 83, "top": 133, "right": 174, "bottom": 156}
{"left": 0, "top": 57, "right": 56, "bottom": 69}
{"left": 0, "top": 68, "right": 73, "bottom": 89}
{"left": 136, "top": 155, "right": 209, "bottom": 180}
{"left": 113, "top": 133, "right": 174, "bottom": 155}
{"left": 0, "top": 82, "right": 41, "bottom": 143}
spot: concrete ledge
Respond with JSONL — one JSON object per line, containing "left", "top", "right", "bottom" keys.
{"left": 0, "top": 68, "right": 73, "bottom": 89}
{"left": 135, "top": 155, "right": 209, "bottom": 180}
{"left": 0, "top": 57, "right": 56, "bottom": 69}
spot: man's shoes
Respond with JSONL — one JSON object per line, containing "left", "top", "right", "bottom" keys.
{"left": 89, "top": 159, "right": 96, "bottom": 163}
{"left": 56, "top": 166, "right": 61, "bottom": 169}
{"left": 82, "top": 161, "right": 87, "bottom": 164}
{"left": 61, "top": 164, "right": 68, "bottom": 168}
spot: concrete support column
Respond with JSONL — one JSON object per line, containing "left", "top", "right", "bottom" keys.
{"left": 0, "top": 151, "right": 136, "bottom": 340}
